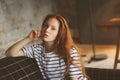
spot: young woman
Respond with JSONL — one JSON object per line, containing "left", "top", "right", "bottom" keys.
{"left": 6, "top": 14, "right": 88, "bottom": 80}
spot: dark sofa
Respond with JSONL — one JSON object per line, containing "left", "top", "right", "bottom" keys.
{"left": 0, "top": 57, "right": 43, "bottom": 80}
{"left": 0, "top": 57, "right": 120, "bottom": 80}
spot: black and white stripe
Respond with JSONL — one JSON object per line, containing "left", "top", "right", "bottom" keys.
{"left": 22, "top": 44, "right": 87, "bottom": 80}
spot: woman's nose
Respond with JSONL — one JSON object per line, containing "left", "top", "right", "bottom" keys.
{"left": 46, "top": 27, "right": 50, "bottom": 32}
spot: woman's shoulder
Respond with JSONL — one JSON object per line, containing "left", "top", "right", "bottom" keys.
{"left": 71, "top": 47, "right": 77, "bottom": 53}
{"left": 70, "top": 47, "right": 81, "bottom": 62}
{"left": 70, "top": 46, "right": 80, "bottom": 56}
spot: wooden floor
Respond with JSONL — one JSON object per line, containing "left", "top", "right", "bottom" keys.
{"left": 77, "top": 44, "right": 117, "bottom": 62}
{"left": 76, "top": 44, "right": 120, "bottom": 69}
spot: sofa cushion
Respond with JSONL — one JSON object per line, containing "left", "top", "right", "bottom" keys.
{"left": 0, "top": 56, "right": 43, "bottom": 80}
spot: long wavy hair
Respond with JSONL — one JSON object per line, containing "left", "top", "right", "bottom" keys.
{"left": 41, "top": 14, "right": 87, "bottom": 78}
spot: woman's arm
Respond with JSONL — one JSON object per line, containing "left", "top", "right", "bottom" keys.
{"left": 5, "top": 30, "right": 41, "bottom": 57}
{"left": 5, "top": 37, "right": 32, "bottom": 57}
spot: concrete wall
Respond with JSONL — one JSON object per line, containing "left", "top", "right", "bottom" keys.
{"left": 0, "top": 0, "right": 56, "bottom": 58}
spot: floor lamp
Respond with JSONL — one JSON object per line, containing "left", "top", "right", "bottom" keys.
{"left": 88, "top": 0, "right": 107, "bottom": 63}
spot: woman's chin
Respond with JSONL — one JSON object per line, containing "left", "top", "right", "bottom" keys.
{"left": 43, "top": 38, "right": 49, "bottom": 42}
{"left": 43, "top": 39, "right": 54, "bottom": 43}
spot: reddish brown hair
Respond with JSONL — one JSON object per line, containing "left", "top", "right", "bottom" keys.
{"left": 41, "top": 14, "right": 87, "bottom": 78}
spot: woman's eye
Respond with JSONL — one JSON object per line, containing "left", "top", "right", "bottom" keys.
{"left": 51, "top": 27, "right": 56, "bottom": 30}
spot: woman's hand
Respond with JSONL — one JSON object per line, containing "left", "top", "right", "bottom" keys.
{"left": 27, "top": 30, "right": 41, "bottom": 41}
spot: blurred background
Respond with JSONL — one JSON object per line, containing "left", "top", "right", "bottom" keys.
{"left": 0, "top": 0, "right": 120, "bottom": 66}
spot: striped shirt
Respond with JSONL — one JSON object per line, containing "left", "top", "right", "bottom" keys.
{"left": 22, "top": 44, "right": 87, "bottom": 80}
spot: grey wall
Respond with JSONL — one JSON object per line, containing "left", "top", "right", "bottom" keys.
{"left": 0, "top": 0, "right": 57, "bottom": 58}
{"left": 0, "top": 0, "right": 56, "bottom": 45}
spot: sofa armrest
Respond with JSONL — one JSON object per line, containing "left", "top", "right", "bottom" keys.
{"left": 0, "top": 56, "right": 43, "bottom": 80}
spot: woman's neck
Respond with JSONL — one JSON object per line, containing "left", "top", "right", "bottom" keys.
{"left": 44, "top": 42, "right": 54, "bottom": 53}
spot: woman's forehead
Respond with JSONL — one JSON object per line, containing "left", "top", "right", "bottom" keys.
{"left": 45, "top": 18, "right": 60, "bottom": 26}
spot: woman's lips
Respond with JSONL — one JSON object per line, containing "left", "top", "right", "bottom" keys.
{"left": 44, "top": 34, "right": 48, "bottom": 38}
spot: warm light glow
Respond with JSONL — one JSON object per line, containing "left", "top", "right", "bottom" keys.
{"left": 109, "top": 18, "right": 120, "bottom": 22}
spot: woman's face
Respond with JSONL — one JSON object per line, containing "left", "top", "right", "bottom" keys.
{"left": 41, "top": 18, "right": 60, "bottom": 43}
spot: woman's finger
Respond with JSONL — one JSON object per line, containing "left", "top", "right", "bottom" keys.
{"left": 37, "top": 30, "right": 41, "bottom": 38}
{"left": 33, "top": 30, "right": 38, "bottom": 38}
